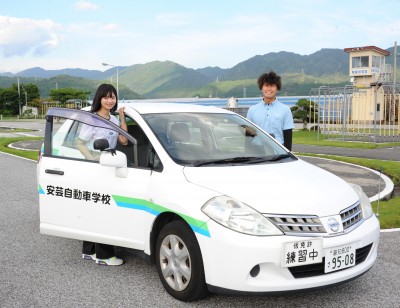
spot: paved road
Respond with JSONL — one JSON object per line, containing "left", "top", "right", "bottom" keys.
{"left": 1, "top": 151, "right": 400, "bottom": 307}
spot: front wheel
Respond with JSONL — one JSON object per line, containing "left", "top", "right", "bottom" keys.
{"left": 155, "top": 220, "right": 208, "bottom": 302}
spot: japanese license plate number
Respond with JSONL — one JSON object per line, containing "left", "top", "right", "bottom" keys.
{"left": 324, "top": 243, "right": 356, "bottom": 273}
{"left": 282, "top": 238, "right": 323, "bottom": 267}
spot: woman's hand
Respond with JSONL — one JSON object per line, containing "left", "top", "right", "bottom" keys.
{"left": 118, "top": 107, "right": 129, "bottom": 145}
{"left": 118, "top": 107, "right": 126, "bottom": 120}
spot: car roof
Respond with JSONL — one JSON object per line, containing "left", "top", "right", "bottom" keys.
{"left": 118, "top": 102, "right": 233, "bottom": 115}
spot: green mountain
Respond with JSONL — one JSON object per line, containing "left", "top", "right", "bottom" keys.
{"left": 116, "top": 49, "right": 350, "bottom": 98}
{"left": 3, "top": 47, "right": 397, "bottom": 99}
{"left": 0, "top": 74, "right": 143, "bottom": 100}
{"left": 119, "top": 61, "right": 211, "bottom": 98}
{"left": 195, "top": 66, "right": 228, "bottom": 81}
{"left": 223, "top": 49, "right": 349, "bottom": 81}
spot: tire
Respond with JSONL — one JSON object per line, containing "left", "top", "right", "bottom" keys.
{"left": 155, "top": 220, "right": 208, "bottom": 302}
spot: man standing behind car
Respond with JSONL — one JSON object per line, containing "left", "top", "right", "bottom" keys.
{"left": 247, "top": 71, "right": 294, "bottom": 151}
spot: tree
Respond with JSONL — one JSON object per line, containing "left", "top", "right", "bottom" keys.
{"left": 291, "top": 98, "right": 318, "bottom": 129}
{"left": 49, "top": 88, "right": 90, "bottom": 104}
{"left": 11, "top": 83, "right": 40, "bottom": 104}
{"left": 24, "top": 83, "right": 40, "bottom": 101}
{"left": 0, "top": 83, "right": 42, "bottom": 115}
{"left": 0, "top": 87, "right": 20, "bottom": 115}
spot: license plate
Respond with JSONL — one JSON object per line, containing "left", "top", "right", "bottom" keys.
{"left": 324, "top": 243, "right": 356, "bottom": 273}
{"left": 282, "top": 238, "right": 323, "bottom": 267}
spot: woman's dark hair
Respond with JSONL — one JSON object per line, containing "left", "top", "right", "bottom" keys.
{"left": 257, "top": 71, "right": 282, "bottom": 91}
{"left": 91, "top": 83, "right": 118, "bottom": 113}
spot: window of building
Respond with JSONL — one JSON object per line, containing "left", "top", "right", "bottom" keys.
{"left": 372, "top": 55, "right": 383, "bottom": 69}
{"left": 352, "top": 56, "right": 369, "bottom": 68}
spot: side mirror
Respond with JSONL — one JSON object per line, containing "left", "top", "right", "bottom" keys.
{"left": 99, "top": 150, "right": 128, "bottom": 178}
{"left": 93, "top": 139, "right": 110, "bottom": 151}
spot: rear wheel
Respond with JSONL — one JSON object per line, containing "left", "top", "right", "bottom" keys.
{"left": 155, "top": 220, "right": 208, "bottom": 302}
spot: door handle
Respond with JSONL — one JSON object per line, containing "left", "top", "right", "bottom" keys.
{"left": 45, "top": 169, "right": 64, "bottom": 175}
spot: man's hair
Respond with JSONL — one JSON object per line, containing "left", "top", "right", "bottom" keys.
{"left": 257, "top": 71, "right": 282, "bottom": 91}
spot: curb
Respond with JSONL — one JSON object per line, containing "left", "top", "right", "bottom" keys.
{"left": 8, "top": 142, "right": 39, "bottom": 151}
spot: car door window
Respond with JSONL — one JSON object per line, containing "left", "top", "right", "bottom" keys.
{"left": 51, "top": 119, "right": 122, "bottom": 162}
{"left": 48, "top": 110, "right": 160, "bottom": 170}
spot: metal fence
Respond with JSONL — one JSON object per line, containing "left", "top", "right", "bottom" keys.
{"left": 310, "top": 85, "right": 400, "bottom": 144}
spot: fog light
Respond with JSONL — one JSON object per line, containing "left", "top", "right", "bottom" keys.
{"left": 250, "top": 264, "right": 260, "bottom": 277}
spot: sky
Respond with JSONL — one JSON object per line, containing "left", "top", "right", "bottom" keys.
{"left": 1, "top": 0, "right": 400, "bottom": 73}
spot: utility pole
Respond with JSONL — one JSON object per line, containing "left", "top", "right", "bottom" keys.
{"left": 17, "top": 76, "right": 21, "bottom": 115}
{"left": 394, "top": 41, "right": 397, "bottom": 96}
{"left": 102, "top": 63, "right": 119, "bottom": 98}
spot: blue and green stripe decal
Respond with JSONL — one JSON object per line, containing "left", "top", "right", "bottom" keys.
{"left": 38, "top": 184, "right": 45, "bottom": 195}
{"left": 112, "top": 195, "right": 211, "bottom": 238}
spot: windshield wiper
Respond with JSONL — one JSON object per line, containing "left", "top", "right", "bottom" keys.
{"left": 194, "top": 157, "right": 268, "bottom": 167}
{"left": 194, "top": 154, "right": 294, "bottom": 166}
{"left": 266, "top": 154, "right": 293, "bottom": 162}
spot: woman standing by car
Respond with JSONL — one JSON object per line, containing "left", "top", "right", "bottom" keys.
{"left": 77, "top": 84, "right": 128, "bottom": 161}
{"left": 77, "top": 83, "right": 128, "bottom": 266}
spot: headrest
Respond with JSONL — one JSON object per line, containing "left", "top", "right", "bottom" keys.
{"left": 169, "top": 122, "right": 190, "bottom": 143}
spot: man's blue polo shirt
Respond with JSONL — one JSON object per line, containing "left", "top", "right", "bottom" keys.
{"left": 247, "top": 98, "right": 294, "bottom": 144}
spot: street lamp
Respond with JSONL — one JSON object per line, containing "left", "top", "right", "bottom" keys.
{"left": 102, "top": 62, "right": 119, "bottom": 98}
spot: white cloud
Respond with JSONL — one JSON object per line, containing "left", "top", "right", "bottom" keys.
{"left": 155, "top": 13, "right": 197, "bottom": 27}
{"left": 74, "top": 0, "right": 99, "bottom": 11}
{"left": 0, "top": 16, "right": 60, "bottom": 57}
{"left": 99, "top": 23, "right": 120, "bottom": 32}
{"left": 68, "top": 22, "right": 120, "bottom": 34}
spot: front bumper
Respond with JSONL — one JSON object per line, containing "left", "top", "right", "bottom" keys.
{"left": 197, "top": 215, "right": 380, "bottom": 293}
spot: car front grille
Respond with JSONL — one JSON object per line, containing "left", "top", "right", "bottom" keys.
{"left": 288, "top": 243, "right": 373, "bottom": 278}
{"left": 340, "top": 201, "right": 363, "bottom": 231}
{"left": 265, "top": 201, "right": 364, "bottom": 236}
{"left": 267, "top": 215, "right": 326, "bottom": 234}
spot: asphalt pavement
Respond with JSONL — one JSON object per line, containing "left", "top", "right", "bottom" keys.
{"left": 0, "top": 119, "right": 397, "bottom": 201}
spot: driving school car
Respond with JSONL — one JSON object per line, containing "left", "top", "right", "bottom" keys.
{"left": 37, "top": 103, "right": 380, "bottom": 302}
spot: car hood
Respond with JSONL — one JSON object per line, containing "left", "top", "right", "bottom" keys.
{"left": 183, "top": 159, "right": 359, "bottom": 216}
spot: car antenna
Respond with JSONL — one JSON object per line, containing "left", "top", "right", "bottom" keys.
{"left": 376, "top": 166, "right": 382, "bottom": 217}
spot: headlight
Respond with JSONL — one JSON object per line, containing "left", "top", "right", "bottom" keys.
{"left": 202, "top": 196, "right": 283, "bottom": 236}
{"left": 349, "top": 183, "right": 374, "bottom": 219}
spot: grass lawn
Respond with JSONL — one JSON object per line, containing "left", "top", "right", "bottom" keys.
{"left": 0, "top": 137, "right": 43, "bottom": 161}
{"left": 294, "top": 129, "right": 400, "bottom": 149}
{"left": 372, "top": 198, "right": 400, "bottom": 229}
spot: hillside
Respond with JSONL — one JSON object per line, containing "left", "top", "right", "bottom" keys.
{"left": 90, "top": 48, "right": 353, "bottom": 98}
{"left": 6, "top": 67, "right": 124, "bottom": 80}
{"left": 1, "top": 47, "right": 398, "bottom": 99}
{"left": 223, "top": 49, "right": 349, "bottom": 81}
{"left": 194, "top": 73, "right": 348, "bottom": 98}
{"left": 119, "top": 61, "right": 211, "bottom": 98}
{"left": 0, "top": 75, "right": 143, "bottom": 99}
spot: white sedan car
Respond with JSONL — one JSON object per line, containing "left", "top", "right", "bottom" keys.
{"left": 37, "top": 103, "right": 380, "bottom": 302}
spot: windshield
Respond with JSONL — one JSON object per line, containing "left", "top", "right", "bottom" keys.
{"left": 144, "top": 112, "right": 295, "bottom": 166}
